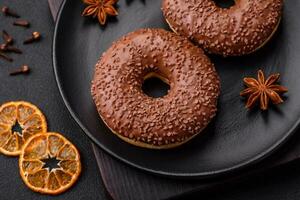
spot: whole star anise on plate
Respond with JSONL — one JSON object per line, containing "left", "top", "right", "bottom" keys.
{"left": 240, "top": 70, "right": 288, "bottom": 110}
{"left": 82, "top": 0, "right": 118, "bottom": 25}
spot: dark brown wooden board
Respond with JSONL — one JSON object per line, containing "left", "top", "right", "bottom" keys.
{"left": 49, "top": 0, "right": 300, "bottom": 199}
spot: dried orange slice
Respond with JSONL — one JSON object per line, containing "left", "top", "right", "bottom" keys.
{"left": 0, "top": 101, "right": 47, "bottom": 156}
{"left": 19, "top": 132, "right": 81, "bottom": 195}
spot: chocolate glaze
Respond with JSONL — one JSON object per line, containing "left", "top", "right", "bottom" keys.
{"left": 91, "top": 29, "right": 220, "bottom": 149}
{"left": 162, "top": 0, "right": 283, "bottom": 56}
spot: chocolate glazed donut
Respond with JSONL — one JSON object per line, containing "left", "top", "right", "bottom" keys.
{"left": 162, "top": 0, "right": 283, "bottom": 56}
{"left": 91, "top": 29, "right": 220, "bottom": 149}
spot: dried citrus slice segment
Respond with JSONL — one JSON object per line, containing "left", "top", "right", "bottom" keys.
{"left": 19, "top": 132, "right": 81, "bottom": 195}
{"left": 0, "top": 101, "right": 47, "bottom": 156}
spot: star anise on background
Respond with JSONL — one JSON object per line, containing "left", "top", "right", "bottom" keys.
{"left": 82, "top": 0, "right": 118, "bottom": 25}
{"left": 240, "top": 70, "right": 288, "bottom": 110}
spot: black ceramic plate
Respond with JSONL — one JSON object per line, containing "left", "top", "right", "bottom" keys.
{"left": 53, "top": 0, "right": 300, "bottom": 178}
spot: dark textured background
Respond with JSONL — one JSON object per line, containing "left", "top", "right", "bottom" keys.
{"left": 0, "top": 1, "right": 108, "bottom": 199}
{"left": 2, "top": 0, "right": 300, "bottom": 200}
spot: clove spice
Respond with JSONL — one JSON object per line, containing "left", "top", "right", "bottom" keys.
{"left": 0, "top": 43, "right": 22, "bottom": 54}
{"left": 23, "top": 32, "right": 41, "bottom": 44}
{"left": 10, "top": 65, "right": 30, "bottom": 76}
{"left": 2, "top": 30, "right": 13, "bottom": 44}
{"left": 0, "top": 52, "right": 13, "bottom": 62}
{"left": 1, "top": 6, "right": 20, "bottom": 18}
{"left": 13, "top": 19, "right": 30, "bottom": 28}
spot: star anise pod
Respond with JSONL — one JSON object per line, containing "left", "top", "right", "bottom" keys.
{"left": 240, "top": 70, "right": 288, "bottom": 110}
{"left": 82, "top": 0, "right": 118, "bottom": 25}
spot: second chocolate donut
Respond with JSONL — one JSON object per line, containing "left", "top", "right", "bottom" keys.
{"left": 162, "top": 0, "right": 283, "bottom": 56}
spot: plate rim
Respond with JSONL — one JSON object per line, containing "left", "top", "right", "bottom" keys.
{"left": 52, "top": 0, "right": 300, "bottom": 178}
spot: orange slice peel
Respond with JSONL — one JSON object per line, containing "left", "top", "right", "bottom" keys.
{"left": 0, "top": 101, "right": 47, "bottom": 156}
{"left": 19, "top": 132, "right": 81, "bottom": 195}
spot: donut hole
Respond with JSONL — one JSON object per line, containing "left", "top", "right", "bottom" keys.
{"left": 213, "top": 0, "right": 235, "bottom": 8}
{"left": 142, "top": 73, "right": 170, "bottom": 98}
